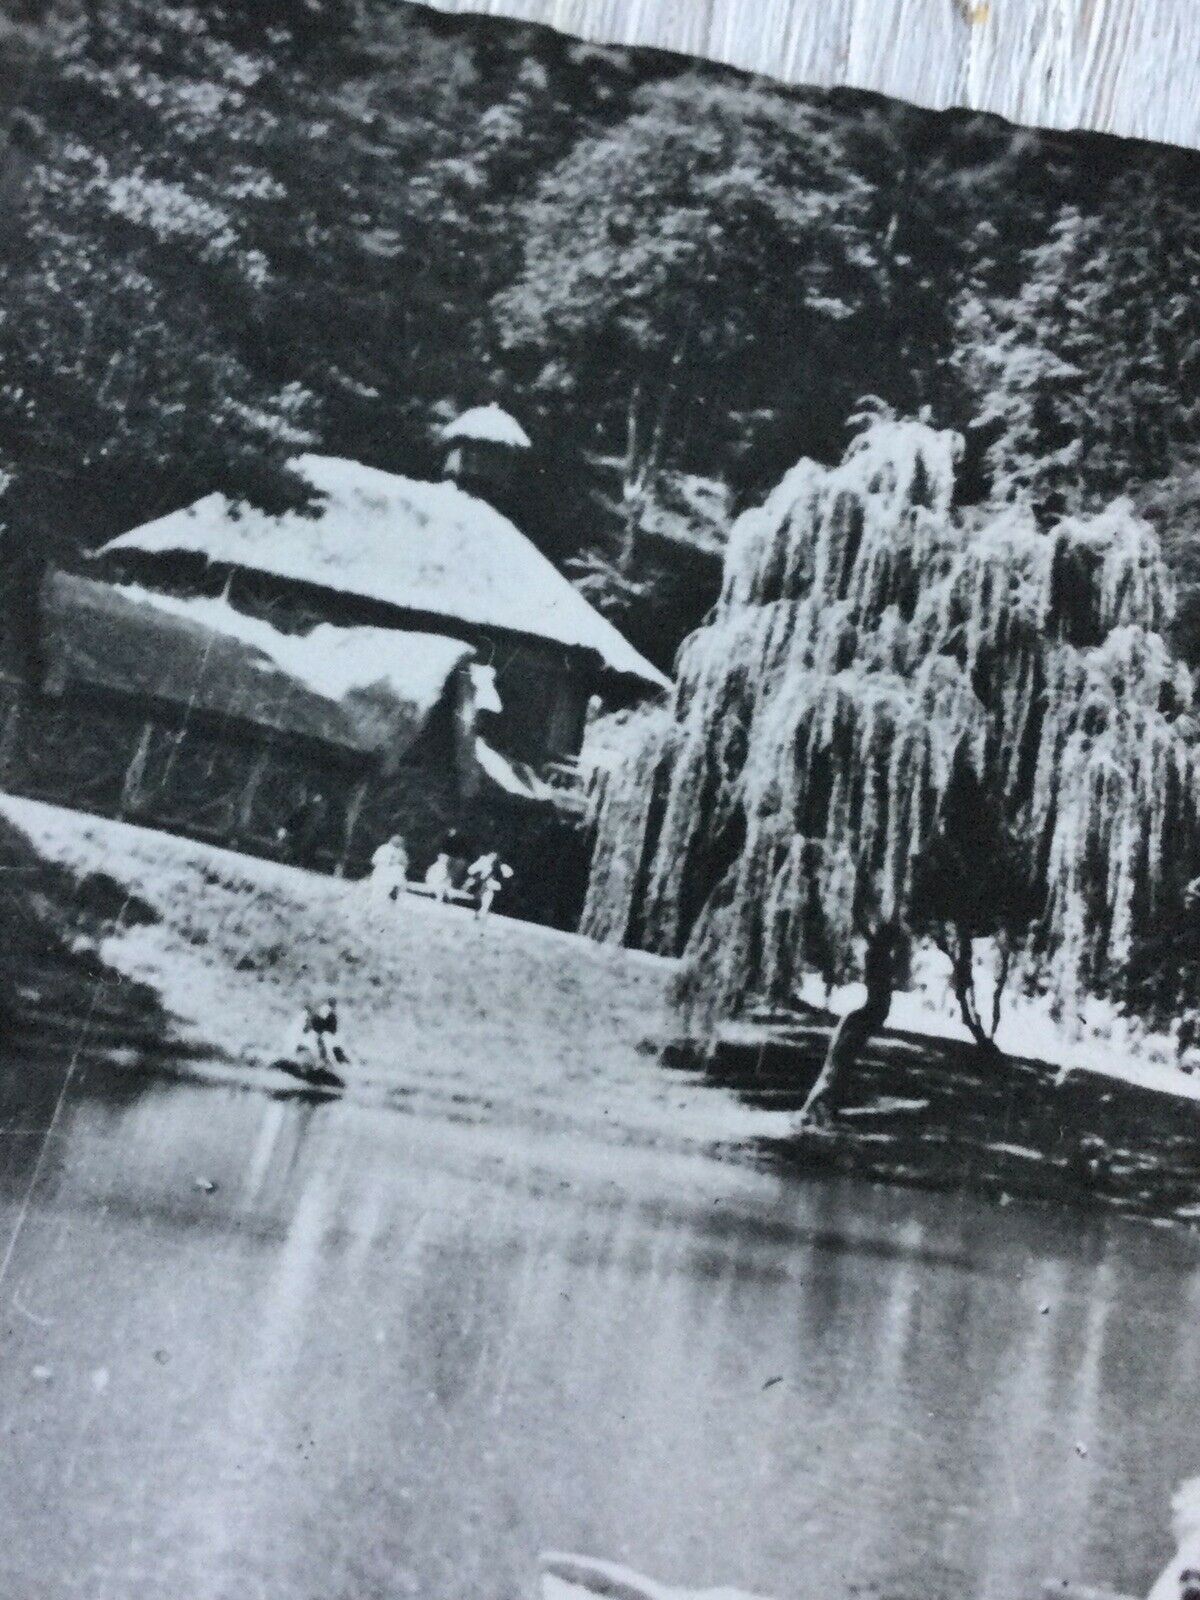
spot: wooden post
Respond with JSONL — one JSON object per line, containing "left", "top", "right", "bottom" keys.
{"left": 233, "top": 742, "right": 271, "bottom": 845}
{"left": 338, "top": 775, "right": 370, "bottom": 879}
{"left": 119, "top": 720, "right": 155, "bottom": 819}
{"left": 453, "top": 669, "right": 480, "bottom": 800}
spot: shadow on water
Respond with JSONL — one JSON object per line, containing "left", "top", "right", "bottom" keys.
{"left": 0, "top": 808, "right": 196, "bottom": 1195}
{"left": 0, "top": 1046, "right": 166, "bottom": 1195}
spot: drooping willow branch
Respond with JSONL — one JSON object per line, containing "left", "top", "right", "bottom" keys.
{"left": 584, "top": 413, "right": 1198, "bottom": 1040}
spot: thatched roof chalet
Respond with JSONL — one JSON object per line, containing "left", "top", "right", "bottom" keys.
{"left": 97, "top": 454, "right": 668, "bottom": 695}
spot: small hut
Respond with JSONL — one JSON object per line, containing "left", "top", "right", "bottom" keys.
{"left": 5, "top": 414, "right": 667, "bottom": 917}
{"left": 94, "top": 449, "right": 666, "bottom": 772}
{"left": 440, "top": 403, "right": 532, "bottom": 500}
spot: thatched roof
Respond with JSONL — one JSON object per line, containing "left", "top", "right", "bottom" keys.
{"left": 96, "top": 454, "right": 669, "bottom": 691}
{"left": 42, "top": 572, "right": 473, "bottom": 770}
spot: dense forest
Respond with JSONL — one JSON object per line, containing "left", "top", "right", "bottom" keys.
{"left": 3, "top": 0, "right": 1200, "bottom": 680}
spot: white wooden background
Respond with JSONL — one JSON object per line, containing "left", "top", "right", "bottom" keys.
{"left": 412, "top": 0, "right": 1196, "bottom": 151}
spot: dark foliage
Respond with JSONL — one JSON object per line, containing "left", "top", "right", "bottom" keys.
{"left": 2, "top": 1, "right": 1200, "bottom": 679}
{"left": 1124, "top": 881, "right": 1200, "bottom": 1052}
{"left": 909, "top": 758, "right": 1042, "bottom": 1048}
{"left": 0, "top": 811, "right": 168, "bottom": 1051}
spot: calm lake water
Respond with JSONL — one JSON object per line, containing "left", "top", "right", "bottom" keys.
{"left": 1, "top": 1047, "right": 1198, "bottom": 1600}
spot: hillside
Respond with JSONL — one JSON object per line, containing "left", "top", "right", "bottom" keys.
{"left": 7, "top": 3, "right": 1200, "bottom": 672}
{"left": 10, "top": 794, "right": 1200, "bottom": 1222}
{"left": 0, "top": 795, "right": 778, "bottom": 1154}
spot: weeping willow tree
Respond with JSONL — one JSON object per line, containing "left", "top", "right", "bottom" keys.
{"left": 583, "top": 413, "right": 1200, "bottom": 1087}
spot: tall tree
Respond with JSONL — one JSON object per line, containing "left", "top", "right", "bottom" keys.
{"left": 908, "top": 755, "right": 1040, "bottom": 1050}
{"left": 0, "top": 2, "right": 324, "bottom": 554}
{"left": 584, "top": 415, "right": 1196, "bottom": 1101}
{"left": 492, "top": 74, "right": 887, "bottom": 590}
{"left": 954, "top": 161, "right": 1200, "bottom": 521}
{"left": 0, "top": 0, "right": 644, "bottom": 570}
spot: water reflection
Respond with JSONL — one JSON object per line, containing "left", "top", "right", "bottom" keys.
{"left": 0, "top": 1065, "right": 1197, "bottom": 1600}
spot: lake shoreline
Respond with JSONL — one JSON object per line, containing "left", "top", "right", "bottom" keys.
{"left": 7, "top": 790, "right": 1200, "bottom": 1224}
{"left": 662, "top": 1015, "right": 1200, "bottom": 1223}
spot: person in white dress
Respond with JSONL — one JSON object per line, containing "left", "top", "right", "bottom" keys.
{"left": 367, "top": 833, "right": 409, "bottom": 906}
{"left": 466, "top": 850, "right": 514, "bottom": 922}
{"left": 424, "top": 851, "right": 454, "bottom": 904}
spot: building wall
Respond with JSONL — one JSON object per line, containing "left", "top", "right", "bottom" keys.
{"left": 1, "top": 681, "right": 368, "bottom": 861}
{"left": 0, "top": 677, "right": 591, "bottom": 927}
{"left": 487, "top": 637, "right": 589, "bottom": 764}
{"left": 97, "top": 556, "right": 598, "bottom": 766}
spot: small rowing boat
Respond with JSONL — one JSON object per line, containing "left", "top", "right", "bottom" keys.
{"left": 540, "top": 1553, "right": 775, "bottom": 1600}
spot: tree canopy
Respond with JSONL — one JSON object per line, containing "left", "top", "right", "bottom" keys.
{"left": 493, "top": 76, "right": 884, "bottom": 476}
{"left": 2, "top": 1, "right": 1200, "bottom": 681}
{"left": 584, "top": 415, "right": 1199, "bottom": 1033}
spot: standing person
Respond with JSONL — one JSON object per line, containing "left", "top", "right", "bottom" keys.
{"left": 277, "top": 787, "right": 330, "bottom": 870}
{"left": 367, "top": 833, "right": 409, "bottom": 906}
{"left": 296, "top": 789, "right": 329, "bottom": 869}
{"left": 424, "top": 851, "right": 454, "bottom": 904}
{"left": 466, "top": 850, "right": 514, "bottom": 922}
{"left": 442, "top": 828, "right": 470, "bottom": 895}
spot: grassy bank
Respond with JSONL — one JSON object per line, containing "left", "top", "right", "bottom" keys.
{"left": 9, "top": 792, "right": 1200, "bottom": 1219}
{"left": 0, "top": 794, "right": 782, "bottom": 1154}
{"left": 665, "top": 1014, "right": 1200, "bottom": 1221}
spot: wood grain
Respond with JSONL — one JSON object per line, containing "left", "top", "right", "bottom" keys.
{"left": 410, "top": 0, "right": 1197, "bottom": 150}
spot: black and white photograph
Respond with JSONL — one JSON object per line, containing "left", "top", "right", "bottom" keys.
{"left": 4, "top": 2, "right": 1200, "bottom": 1597}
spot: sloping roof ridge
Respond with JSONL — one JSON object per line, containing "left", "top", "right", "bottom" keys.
{"left": 293, "top": 451, "right": 524, "bottom": 527}
{"left": 96, "top": 455, "right": 670, "bottom": 691}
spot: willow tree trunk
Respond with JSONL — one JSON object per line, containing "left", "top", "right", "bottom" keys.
{"left": 798, "top": 923, "right": 900, "bottom": 1127}
{"left": 936, "top": 926, "right": 1007, "bottom": 1055}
